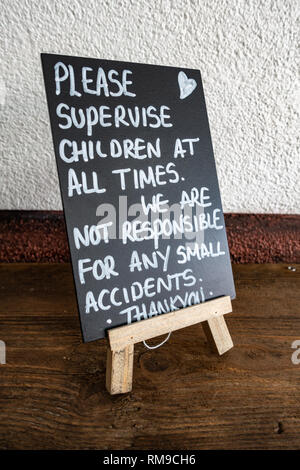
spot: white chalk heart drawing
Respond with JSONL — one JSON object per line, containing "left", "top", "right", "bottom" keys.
{"left": 178, "top": 71, "right": 197, "bottom": 99}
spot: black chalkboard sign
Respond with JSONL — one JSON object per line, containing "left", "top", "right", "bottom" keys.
{"left": 41, "top": 53, "right": 235, "bottom": 342}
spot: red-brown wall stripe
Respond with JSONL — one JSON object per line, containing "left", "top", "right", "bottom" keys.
{"left": 0, "top": 211, "right": 299, "bottom": 263}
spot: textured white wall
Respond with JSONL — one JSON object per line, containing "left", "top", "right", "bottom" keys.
{"left": 0, "top": 0, "right": 299, "bottom": 213}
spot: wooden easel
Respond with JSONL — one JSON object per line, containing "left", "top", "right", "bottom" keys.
{"left": 106, "top": 296, "right": 233, "bottom": 394}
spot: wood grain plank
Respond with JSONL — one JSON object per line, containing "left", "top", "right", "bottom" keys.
{"left": 0, "top": 263, "right": 299, "bottom": 449}
{"left": 108, "top": 296, "right": 232, "bottom": 351}
{"left": 106, "top": 344, "right": 134, "bottom": 395}
{"left": 202, "top": 315, "right": 233, "bottom": 354}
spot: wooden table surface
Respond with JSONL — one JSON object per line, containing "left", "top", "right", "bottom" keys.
{"left": 0, "top": 263, "right": 299, "bottom": 450}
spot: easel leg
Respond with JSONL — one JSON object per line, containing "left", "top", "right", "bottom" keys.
{"left": 202, "top": 315, "right": 233, "bottom": 355}
{"left": 106, "top": 343, "right": 134, "bottom": 394}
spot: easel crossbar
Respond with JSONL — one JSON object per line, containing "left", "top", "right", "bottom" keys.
{"left": 108, "top": 296, "right": 232, "bottom": 352}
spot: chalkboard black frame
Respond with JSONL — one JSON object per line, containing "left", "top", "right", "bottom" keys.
{"left": 41, "top": 53, "right": 235, "bottom": 342}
